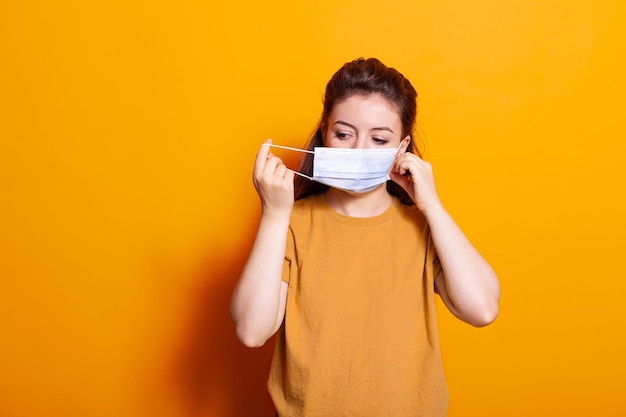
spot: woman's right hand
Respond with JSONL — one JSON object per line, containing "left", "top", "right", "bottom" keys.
{"left": 253, "top": 139, "right": 295, "bottom": 215}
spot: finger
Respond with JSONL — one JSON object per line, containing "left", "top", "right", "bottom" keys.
{"left": 260, "top": 159, "right": 278, "bottom": 185}
{"left": 391, "top": 155, "right": 414, "bottom": 176}
{"left": 392, "top": 152, "right": 425, "bottom": 176}
{"left": 399, "top": 150, "right": 424, "bottom": 164}
{"left": 284, "top": 169, "right": 295, "bottom": 181}
{"left": 254, "top": 139, "right": 272, "bottom": 176}
{"left": 389, "top": 171, "right": 407, "bottom": 186}
{"left": 273, "top": 162, "right": 287, "bottom": 179}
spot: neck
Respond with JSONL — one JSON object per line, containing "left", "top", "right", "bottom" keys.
{"left": 324, "top": 185, "right": 394, "bottom": 218}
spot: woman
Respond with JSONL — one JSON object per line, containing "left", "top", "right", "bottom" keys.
{"left": 231, "top": 57, "right": 500, "bottom": 416}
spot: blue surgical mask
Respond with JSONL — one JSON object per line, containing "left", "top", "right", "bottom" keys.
{"left": 266, "top": 143, "right": 399, "bottom": 193}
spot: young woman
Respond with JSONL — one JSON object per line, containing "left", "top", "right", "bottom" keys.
{"left": 231, "top": 57, "right": 500, "bottom": 416}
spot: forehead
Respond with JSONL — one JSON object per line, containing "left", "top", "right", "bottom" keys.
{"left": 328, "top": 94, "right": 401, "bottom": 127}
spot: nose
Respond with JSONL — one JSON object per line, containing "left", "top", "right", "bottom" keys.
{"left": 353, "top": 137, "right": 367, "bottom": 149}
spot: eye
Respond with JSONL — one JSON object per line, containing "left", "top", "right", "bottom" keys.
{"left": 373, "top": 137, "right": 389, "bottom": 145}
{"left": 335, "top": 131, "right": 352, "bottom": 140}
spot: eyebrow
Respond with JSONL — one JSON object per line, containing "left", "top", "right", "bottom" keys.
{"left": 333, "top": 120, "right": 395, "bottom": 134}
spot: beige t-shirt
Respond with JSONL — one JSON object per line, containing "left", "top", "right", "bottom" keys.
{"left": 268, "top": 194, "right": 448, "bottom": 417}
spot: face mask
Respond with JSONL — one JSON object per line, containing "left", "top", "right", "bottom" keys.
{"left": 266, "top": 143, "right": 399, "bottom": 193}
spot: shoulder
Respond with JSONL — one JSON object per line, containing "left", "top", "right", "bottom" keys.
{"left": 289, "top": 194, "right": 322, "bottom": 229}
{"left": 292, "top": 194, "right": 324, "bottom": 217}
{"left": 393, "top": 199, "right": 426, "bottom": 227}
{"left": 387, "top": 199, "right": 432, "bottom": 247}
{"left": 293, "top": 194, "right": 320, "bottom": 210}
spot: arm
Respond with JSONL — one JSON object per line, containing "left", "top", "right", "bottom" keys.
{"left": 427, "top": 204, "right": 500, "bottom": 327}
{"left": 390, "top": 141, "right": 500, "bottom": 327}
{"left": 231, "top": 140, "right": 293, "bottom": 347}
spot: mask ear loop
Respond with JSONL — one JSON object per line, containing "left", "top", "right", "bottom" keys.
{"left": 265, "top": 143, "right": 314, "bottom": 154}
{"left": 395, "top": 140, "right": 407, "bottom": 154}
{"left": 265, "top": 143, "right": 314, "bottom": 180}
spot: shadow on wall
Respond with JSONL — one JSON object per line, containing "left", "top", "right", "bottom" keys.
{"left": 168, "top": 147, "right": 304, "bottom": 417}
{"left": 172, "top": 246, "right": 276, "bottom": 417}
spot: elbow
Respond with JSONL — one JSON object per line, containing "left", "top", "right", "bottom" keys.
{"left": 230, "top": 304, "right": 270, "bottom": 348}
{"left": 467, "top": 302, "right": 499, "bottom": 328}
{"left": 468, "top": 278, "right": 501, "bottom": 327}
{"left": 235, "top": 325, "right": 271, "bottom": 348}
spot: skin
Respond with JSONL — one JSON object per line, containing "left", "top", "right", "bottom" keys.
{"left": 231, "top": 93, "right": 501, "bottom": 347}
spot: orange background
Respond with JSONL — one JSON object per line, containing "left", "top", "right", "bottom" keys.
{"left": 1, "top": 1, "right": 625, "bottom": 416}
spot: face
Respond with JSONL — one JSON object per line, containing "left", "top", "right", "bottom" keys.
{"left": 324, "top": 94, "right": 408, "bottom": 149}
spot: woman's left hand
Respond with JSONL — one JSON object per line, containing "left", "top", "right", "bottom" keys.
{"left": 389, "top": 139, "right": 442, "bottom": 215}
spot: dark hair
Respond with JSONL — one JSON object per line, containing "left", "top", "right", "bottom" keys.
{"left": 295, "top": 57, "right": 419, "bottom": 205}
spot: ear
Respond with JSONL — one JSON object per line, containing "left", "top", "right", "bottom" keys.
{"left": 398, "top": 135, "right": 411, "bottom": 154}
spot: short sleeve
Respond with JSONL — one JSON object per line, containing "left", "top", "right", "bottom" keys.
{"left": 433, "top": 255, "right": 443, "bottom": 279}
{"left": 282, "top": 258, "right": 291, "bottom": 283}
{"left": 427, "top": 228, "right": 443, "bottom": 279}
{"left": 282, "top": 227, "right": 295, "bottom": 283}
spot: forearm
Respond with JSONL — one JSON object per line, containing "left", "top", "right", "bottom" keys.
{"left": 231, "top": 211, "right": 290, "bottom": 346}
{"left": 425, "top": 203, "right": 500, "bottom": 326}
